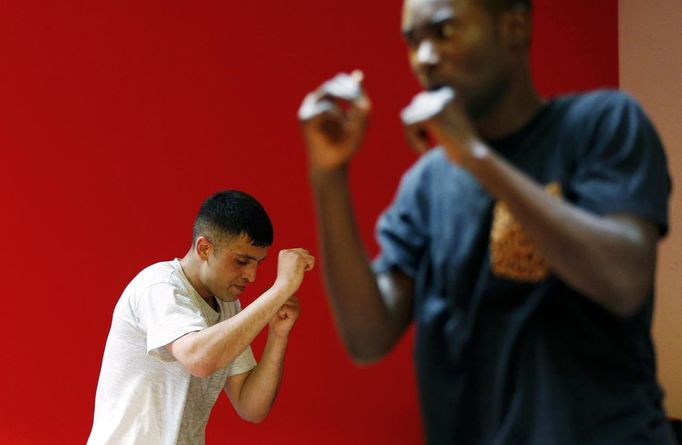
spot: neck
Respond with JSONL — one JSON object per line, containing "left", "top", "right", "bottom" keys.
{"left": 475, "top": 67, "right": 543, "bottom": 141}
{"left": 179, "top": 252, "right": 212, "bottom": 303}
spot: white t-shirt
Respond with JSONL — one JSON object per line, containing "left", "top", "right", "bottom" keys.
{"left": 88, "top": 259, "right": 257, "bottom": 445}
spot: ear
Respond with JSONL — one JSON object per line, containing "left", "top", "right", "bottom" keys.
{"left": 501, "top": 5, "right": 532, "bottom": 50}
{"left": 195, "top": 236, "right": 213, "bottom": 261}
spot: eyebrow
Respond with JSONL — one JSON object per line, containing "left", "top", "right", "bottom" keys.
{"left": 235, "top": 253, "right": 267, "bottom": 263}
{"left": 402, "top": 9, "right": 456, "bottom": 40}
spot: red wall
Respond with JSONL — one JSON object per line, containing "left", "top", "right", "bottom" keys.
{"left": 0, "top": 1, "right": 617, "bottom": 444}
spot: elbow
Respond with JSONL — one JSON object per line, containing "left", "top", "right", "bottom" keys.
{"left": 178, "top": 354, "right": 219, "bottom": 378}
{"left": 603, "top": 299, "right": 640, "bottom": 319}
{"left": 348, "top": 348, "right": 384, "bottom": 366}
{"left": 350, "top": 355, "right": 382, "bottom": 367}
{"left": 168, "top": 334, "right": 220, "bottom": 378}
{"left": 604, "top": 287, "right": 650, "bottom": 319}
{"left": 241, "top": 413, "right": 268, "bottom": 424}
{"left": 575, "top": 248, "right": 654, "bottom": 319}
{"left": 237, "top": 407, "right": 270, "bottom": 424}
{"left": 595, "top": 273, "right": 651, "bottom": 319}
{"left": 184, "top": 363, "right": 215, "bottom": 379}
{"left": 599, "top": 218, "right": 658, "bottom": 319}
{"left": 344, "top": 338, "right": 390, "bottom": 366}
{"left": 187, "top": 365, "right": 214, "bottom": 379}
{"left": 611, "top": 261, "right": 654, "bottom": 318}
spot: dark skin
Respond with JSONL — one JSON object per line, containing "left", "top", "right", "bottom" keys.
{"left": 300, "top": 0, "right": 660, "bottom": 363}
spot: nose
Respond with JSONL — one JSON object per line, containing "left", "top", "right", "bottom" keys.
{"left": 243, "top": 263, "right": 257, "bottom": 283}
{"left": 416, "top": 39, "right": 440, "bottom": 68}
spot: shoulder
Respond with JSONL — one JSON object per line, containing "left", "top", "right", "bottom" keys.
{"left": 577, "top": 89, "right": 634, "bottom": 102}
{"left": 122, "top": 260, "right": 191, "bottom": 303}
{"left": 558, "top": 89, "right": 638, "bottom": 108}
{"left": 404, "top": 148, "right": 442, "bottom": 176}
{"left": 126, "top": 261, "right": 171, "bottom": 290}
{"left": 388, "top": 150, "right": 445, "bottom": 211}
{"left": 132, "top": 260, "right": 177, "bottom": 283}
{"left": 400, "top": 148, "right": 456, "bottom": 190}
{"left": 549, "top": 90, "right": 660, "bottom": 155}
{"left": 554, "top": 89, "right": 648, "bottom": 124}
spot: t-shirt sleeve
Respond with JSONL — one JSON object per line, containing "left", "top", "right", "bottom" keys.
{"left": 373, "top": 163, "right": 429, "bottom": 278}
{"left": 569, "top": 93, "right": 671, "bottom": 235}
{"left": 224, "top": 346, "right": 257, "bottom": 376}
{"left": 136, "top": 283, "right": 208, "bottom": 362}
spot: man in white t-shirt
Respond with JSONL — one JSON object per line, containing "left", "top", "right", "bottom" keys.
{"left": 88, "top": 190, "right": 315, "bottom": 445}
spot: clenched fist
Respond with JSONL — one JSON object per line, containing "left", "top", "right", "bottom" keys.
{"left": 273, "top": 248, "right": 315, "bottom": 297}
{"left": 268, "top": 296, "right": 301, "bottom": 339}
{"left": 298, "top": 71, "right": 371, "bottom": 172}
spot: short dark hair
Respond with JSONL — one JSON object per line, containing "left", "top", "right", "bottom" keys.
{"left": 193, "top": 190, "right": 274, "bottom": 249}
{"left": 482, "top": 0, "right": 532, "bottom": 14}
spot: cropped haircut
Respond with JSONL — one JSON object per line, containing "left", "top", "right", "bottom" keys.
{"left": 193, "top": 190, "right": 273, "bottom": 250}
{"left": 482, "top": 0, "right": 532, "bottom": 14}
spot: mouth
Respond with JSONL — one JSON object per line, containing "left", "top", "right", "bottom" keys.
{"left": 231, "top": 284, "right": 247, "bottom": 293}
{"left": 427, "top": 81, "right": 454, "bottom": 92}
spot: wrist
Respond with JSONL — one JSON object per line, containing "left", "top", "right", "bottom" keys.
{"left": 270, "top": 281, "right": 295, "bottom": 299}
{"left": 460, "top": 139, "right": 491, "bottom": 171}
{"left": 309, "top": 163, "right": 349, "bottom": 185}
{"left": 267, "top": 328, "right": 291, "bottom": 344}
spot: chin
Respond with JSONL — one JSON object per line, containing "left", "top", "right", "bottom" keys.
{"left": 218, "top": 294, "right": 239, "bottom": 303}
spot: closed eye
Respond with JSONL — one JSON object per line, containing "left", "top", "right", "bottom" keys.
{"left": 235, "top": 258, "right": 250, "bottom": 266}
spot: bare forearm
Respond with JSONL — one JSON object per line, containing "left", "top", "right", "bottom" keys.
{"left": 310, "top": 168, "right": 404, "bottom": 360}
{"left": 173, "top": 286, "right": 292, "bottom": 377}
{"left": 467, "top": 144, "right": 656, "bottom": 317}
{"left": 234, "top": 333, "right": 288, "bottom": 422}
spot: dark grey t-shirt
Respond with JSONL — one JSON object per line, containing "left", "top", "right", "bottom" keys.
{"left": 374, "top": 91, "right": 674, "bottom": 444}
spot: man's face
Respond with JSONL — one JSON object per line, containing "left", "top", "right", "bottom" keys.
{"left": 199, "top": 234, "right": 269, "bottom": 303}
{"left": 401, "top": 0, "right": 512, "bottom": 119}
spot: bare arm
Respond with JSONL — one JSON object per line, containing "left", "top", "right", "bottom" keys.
{"left": 312, "top": 168, "right": 414, "bottom": 363}
{"left": 466, "top": 145, "right": 658, "bottom": 317}
{"left": 403, "top": 89, "right": 659, "bottom": 318}
{"left": 300, "top": 72, "right": 414, "bottom": 363}
{"left": 223, "top": 297, "right": 299, "bottom": 423}
{"left": 167, "top": 249, "right": 314, "bottom": 377}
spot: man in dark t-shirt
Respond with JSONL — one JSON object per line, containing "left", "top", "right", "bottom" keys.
{"left": 298, "top": 0, "right": 674, "bottom": 443}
